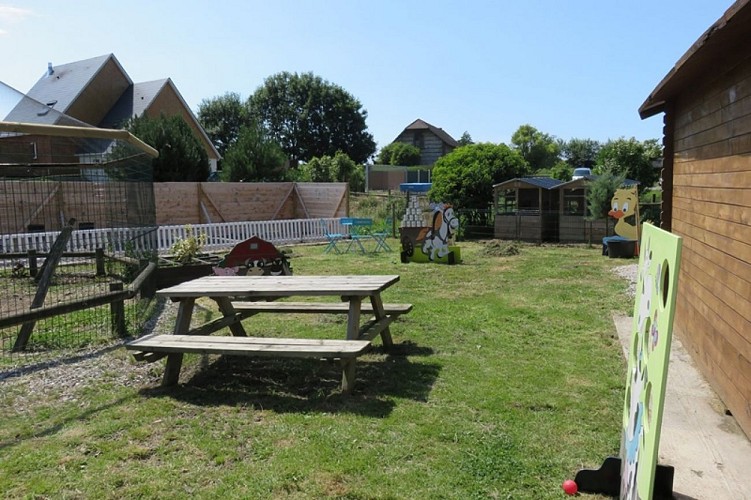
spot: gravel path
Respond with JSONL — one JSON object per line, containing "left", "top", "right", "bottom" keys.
{"left": 612, "top": 263, "right": 638, "bottom": 298}
{"left": 0, "top": 299, "right": 178, "bottom": 410}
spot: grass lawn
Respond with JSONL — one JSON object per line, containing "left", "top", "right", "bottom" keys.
{"left": 0, "top": 240, "right": 633, "bottom": 499}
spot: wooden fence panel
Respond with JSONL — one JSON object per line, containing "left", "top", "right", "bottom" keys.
{"left": 154, "top": 182, "right": 348, "bottom": 225}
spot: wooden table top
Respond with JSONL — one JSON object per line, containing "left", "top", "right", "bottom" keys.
{"left": 157, "top": 275, "right": 401, "bottom": 298}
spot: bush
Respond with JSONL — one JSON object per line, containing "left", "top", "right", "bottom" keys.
{"left": 377, "top": 142, "right": 422, "bottom": 166}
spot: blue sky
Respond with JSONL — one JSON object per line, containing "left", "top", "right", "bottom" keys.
{"left": 0, "top": 1, "right": 732, "bottom": 152}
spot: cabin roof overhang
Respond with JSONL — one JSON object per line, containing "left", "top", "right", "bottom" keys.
{"left": 640, "top": 0, "right": 751, "bottom": 119}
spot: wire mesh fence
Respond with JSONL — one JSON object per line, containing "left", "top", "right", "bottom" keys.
{"left": 1, "top": 82, "right": 157, "bottom": 371}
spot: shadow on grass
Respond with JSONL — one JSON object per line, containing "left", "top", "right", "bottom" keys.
{"left": 140, "top": 340, "right": 439, "bottom": 417}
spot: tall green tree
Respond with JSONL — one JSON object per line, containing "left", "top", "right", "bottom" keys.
{"left": 197, "top": 92, "right": 250, "bottom": 158}
{"left": 587, "top": 168, "right": 626, "bottom": 220}
{"left": 430, "top": 142, "right": 529, "bottom": 208}
{"left": 596, "top": 137, "right": 662, "bottom": 188}
{"left": 124, "top": 114, "right": 209, "bottom": 182}
{"left": 561, "top": 137, "right": 601, "bottom": 168}
{"left": 221, "top": 122, "right": 288, "bottom": 182}
{"left": 247, "top": 72, "right": 376, "bottom": 166}
{"left": 457, "top": 131, "right": 474, "bottom": 146}
{"left": 511, "top": 124, "right": 561, "bottom": 171}
{"left": 376, "top": 142, "right": 421, "bottom": 166}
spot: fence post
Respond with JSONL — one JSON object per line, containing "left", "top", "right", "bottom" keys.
{"left": 95, "top": 248, "right": 106, "bottom": 276}
{"left": 27, "top": 249, "right": 38, "bottom": 278}
{"left": 110, "top": 282, "right": 126, "bottom": 337}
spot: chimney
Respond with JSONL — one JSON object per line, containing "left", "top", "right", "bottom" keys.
{"left": 47, "top": 62, "right": 54, "bottom": 76}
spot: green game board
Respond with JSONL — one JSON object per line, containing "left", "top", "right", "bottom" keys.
{"left": 620, "top": 223, "right": 682, "bottom": 499}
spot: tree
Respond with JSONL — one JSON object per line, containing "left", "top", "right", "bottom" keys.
{"left": 296, "top": 151, "right": 364, "bottom": 192}
{"left": 596, "top": 137, "right": 662, "bottom": 188}
{"left": 247, "top": 72, "right": 376, "bottom": 166}
{"left": 197, "top": 92, "right": 250, "bottom": 158}
{"left": 549, "top": 160, "right": 573, "bottom": 181}
{"left": 376, "top": 142, "right": 421, "bottom": 166}
{"left": 511, "top": 124, "right": 561, "bottom": 171}
{"left": 457, "top": 131, "right": 474, "bottom": 146}
{"left": 561, "top": 137, "right": 601, "bottom": 168}
{"left": 221, "top": 123, "right": 288, "bottom": 182}
{"left": 430, "top": 142, "right": 529, "bottom": 209}
{"left": 587, "top": 168, "right": 626, "bottom": 220}
{"left": 124, "top": 114, "right": 209, "bottom": 182}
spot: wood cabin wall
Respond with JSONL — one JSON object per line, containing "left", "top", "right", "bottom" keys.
{"left": 670, "top": 54, "right": 751, "bottom": 437}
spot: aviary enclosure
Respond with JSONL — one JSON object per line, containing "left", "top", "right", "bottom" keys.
{"left": 0, "top": 84, "right": 158, "bottom": 371}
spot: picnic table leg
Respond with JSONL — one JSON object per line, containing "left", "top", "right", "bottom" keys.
{"left": 343, "top": 296, "right": 363, "bottom": 392}
{"left": 345, "top": 297, "right": 362, "bottom": 340}
{"left": 370, "top": 294, "right": 394, "bottom": 348}
{"left": 162, "top": 297, "right": 195, "bottom": 386}
{"left": 214, "top": 297, "right": 248, "bottom": 337}
{"left": 341, "top": 359, "right": 356, "bottom": 394}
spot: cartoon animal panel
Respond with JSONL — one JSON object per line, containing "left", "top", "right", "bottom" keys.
{"left": 620, "top": 223, "right": 682, "bottom": 500}
{"left": 418, "top": 203, "right": 459, "bottom": 261}
{"left": 609, "top": 187, "right": 640, "bottom": 241}
{"left": 399, "top": 201, "right": 461, "bottom": 264}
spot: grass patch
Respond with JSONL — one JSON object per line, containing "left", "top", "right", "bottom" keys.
{"left": 0, "top": 240, "right": 633, "bottom": 499}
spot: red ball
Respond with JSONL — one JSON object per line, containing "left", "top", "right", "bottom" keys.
{"left": 562, "top": 479, "right": 578, "bottom": 495}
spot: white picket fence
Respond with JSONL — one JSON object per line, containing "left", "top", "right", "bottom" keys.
{"left": 0, "top": 218, "right": 346, "bottom": 255}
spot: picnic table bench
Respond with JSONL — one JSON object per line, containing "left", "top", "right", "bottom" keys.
{"left": 126, "top": 275, "right": 411, "bottom": 393}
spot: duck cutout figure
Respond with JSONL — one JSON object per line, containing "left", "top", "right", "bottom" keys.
{"left": 609, "top": 187, "right": 639, "bottom": 240}
{"left": 607, "top": 186, "right": 640, "bottom": 256}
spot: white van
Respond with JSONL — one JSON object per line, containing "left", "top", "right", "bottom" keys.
{"left": 572, "top": 167, "right": 592, "bottom": 180}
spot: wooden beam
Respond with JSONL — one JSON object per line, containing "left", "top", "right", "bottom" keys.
{"left": 292, "top": 183, "right": 310, "bottom": 218}
{"left": 0, "top": 121, "right": 158, "bottom": 158}
{"left": 18, "top": 182, "right": 60, "bottom": 233}
{"left": 270, "top": 183, "right": 296, "bottom": 220}
{"left": 198, "top": 184, "right": 226, "bottom": 222}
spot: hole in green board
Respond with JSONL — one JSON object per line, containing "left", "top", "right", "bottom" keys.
{"left": 631, "top": 330, "right": 640, "bottom": 365}
{"left": 624, "top": 384, "right": 632, "bottom": 428}
{"left": 661, "top": 261, "right": 670, "bottom": 309}
{"left": 644, "top": 379, "right": 653, "bottom": 433}
{"left": 643, "top": 316, "right": 652, "bottom": 355}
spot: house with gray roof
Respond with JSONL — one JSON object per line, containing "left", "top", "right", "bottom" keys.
{"left": 4, "top": 54, "right": 220, "bottom": 173}
{"left": 392, "top": 118, "right": 458, "bottom": 166}
{"left": 368, "top": 119, "right": 458, "bottom": 190}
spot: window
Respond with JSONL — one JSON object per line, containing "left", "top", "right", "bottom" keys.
{"left": 78, "top": 222, "right": 95, "bottom": 230}
{"left": 27, "top": 224, "right": 45, "bottom": 233}
{"left": 563, "top": 188, "right": 586, "bottom": 216}
{"left": 412, "top": 131, "right": 424, "bottom": 149}
{"left": 496, "top": 189, "right": 517, "bottom": 214}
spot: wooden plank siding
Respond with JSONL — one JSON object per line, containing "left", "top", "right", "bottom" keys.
{"left": 0, "top": 182, "right": 348, "bottom": 234}
{"left": 394, "top": 131, "right": 452, "bottom": 166}
{"left": 669, "top": 50, "right": 751, "bottom": 436}
{"left": 154, "top": 182, "right": 348, "bottom": 225}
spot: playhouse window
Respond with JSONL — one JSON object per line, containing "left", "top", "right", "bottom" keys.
{"left": 563, "top": 188, "right": 586, "bottom": 215}
{"left": 497, "top": 189, "right": 517, "bottom": 214}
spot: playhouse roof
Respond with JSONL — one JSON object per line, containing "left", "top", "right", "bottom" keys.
{"left": 493, "top": 177, "right": 564, "bottom": 190}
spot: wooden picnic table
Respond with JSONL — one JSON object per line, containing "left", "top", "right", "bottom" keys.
{"left": 126, "top": 275, "right": 411, "bottom": 393}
